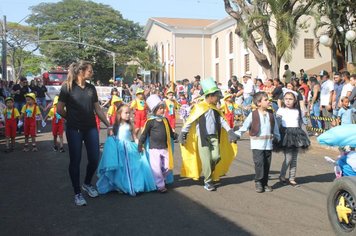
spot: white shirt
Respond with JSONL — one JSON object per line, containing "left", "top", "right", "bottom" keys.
{"left": 276, "top": 108, "right": 300, "bottom": 128}
{"left": 320, "top": 79, "right": 334, "bottom": 106}
{"left": 242, "top": 79, "right": 254, "bottom": 98}
{"left": 235, "top": 111, "right": 280, "bottom": 150}
{"left": 340, "top": 83, "right": 354, "bottom": 99}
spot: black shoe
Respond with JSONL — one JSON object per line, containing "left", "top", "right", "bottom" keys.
{"left": 255, "top": 182, "right": 264, "bottom": 193}
{"left": 59, "top": 147, "right": 65, "bottom": 153}
{"left": 204, "top": 182, "right": 217, "bottom": 191}
{"left": 264, "top": 185, "right": 273, "bottom": 192}
{"left": 52, "top": 145, "right": 58, "bottom": 152}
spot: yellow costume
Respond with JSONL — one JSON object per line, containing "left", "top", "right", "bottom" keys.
{"left": 180, "top": 100, "right": 238, "bottom": 181}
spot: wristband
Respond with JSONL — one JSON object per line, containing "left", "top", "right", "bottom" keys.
{"left": 107, "top": 126, "right": 113, "bottom": 129}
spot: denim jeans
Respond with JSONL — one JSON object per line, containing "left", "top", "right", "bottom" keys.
{"left": 243, "top": 95, "right": 253, "bottom": 116}
{"left": 66, "top": 126, "right": 99, "bottom": 194}
{"left": 36, "top": 97, "right": 47, "bottom": 116}
{"left": 311, "top": 101, "right": 322, "bottom": 129}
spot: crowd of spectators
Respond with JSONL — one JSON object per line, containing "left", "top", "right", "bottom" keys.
{"left": 1, "top": 65, "right": 355, "bottom": 136}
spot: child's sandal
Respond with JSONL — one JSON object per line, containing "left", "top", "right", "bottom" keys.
{"left": 23, "top": 145, "right": 30, "bottom": 152}
{"left": 32, "top": 145, "right": 38, "bottom": 152}
{"left": 279, "top": 176, "right": 288, "bottom": 185}
{"left": 289, "top": 180, "right": 299, "bottom": 187}
{"left": 158, "top": 187, "right": 167, "bottom": 193}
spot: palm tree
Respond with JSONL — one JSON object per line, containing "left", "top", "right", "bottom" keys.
{"left": 135, "top": 46, "right": 162, "bottom": 84}
{"left": 224, "top": 0, "right": 313, "bottom": 79}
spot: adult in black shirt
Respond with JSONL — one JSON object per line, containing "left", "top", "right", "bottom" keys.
{"left": 11, "top": 77, "right": 30, "bottom": 112}
{"left": 33, "top": 79, "right": 50, "bottom": 114}
{"left": 57, "top": 60, "right": 110, "bottom": 206}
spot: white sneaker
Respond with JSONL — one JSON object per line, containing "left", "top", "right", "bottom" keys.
{"left": 324, "top": 156, "right": 336, "bottom": 165}
{"left": 74, "top": 193, "right": 87, "bottom": 206}
{"left": 82, "top": 184, "right": 99, "bottom": 198}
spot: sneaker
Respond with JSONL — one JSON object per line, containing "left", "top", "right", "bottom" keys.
{"left": 38, "top": 130, "right": 41, "bottom": 133}
{"left": 74, "top": 193, "right": 87, "bottom": 206}
{"left": 4, "top": 148, "right": 12, "bottom": 153}
{"left": 255, "top": 181, "right": 264, "bottom": 193}
{"left": 52, "top": 145, "right": 58, "bottom": 152}
{"left": 82, "top": 184, "right": 99, "bottom": 198}
{"left": 59, "top": 147, "right": 65, "bottom": 153}
{"left": 204, "top": 182, "right": 217, "bottom": 191}
{"left": 264, "top": 185, "right": 273, "bottom": 192}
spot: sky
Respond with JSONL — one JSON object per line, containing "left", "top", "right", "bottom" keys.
{"left": 0, "top": 0, "right": 228, "bottom": 26}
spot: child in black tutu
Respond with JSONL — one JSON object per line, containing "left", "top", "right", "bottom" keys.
{"left": 276, "top": 88, "right": 310, "bottom": 187}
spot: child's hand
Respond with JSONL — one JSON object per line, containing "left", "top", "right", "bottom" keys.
{"left": 107, "top": 127, "right": 113, "bottom": 136}
{"left": 178, "top": 132, "right": 188, "bottom": 145}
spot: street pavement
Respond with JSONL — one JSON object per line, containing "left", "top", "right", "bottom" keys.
{"left": 0, "top": 121, "right": 339, "bottom": 236}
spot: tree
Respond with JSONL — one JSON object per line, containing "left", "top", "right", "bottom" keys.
{"left": 224, "top": 0, "right": 313, "bottom": 79}
{"left": 26, "top": 0, "right": 147, "bottom": 82}
{"left": 135, "top": 46, "right": 162, "bottom": 83}
{"left": 6, "top": 22, "right": 41, "bottom": 78}
{"left": 313, "top": 0, "right": 356, "bottom": 72}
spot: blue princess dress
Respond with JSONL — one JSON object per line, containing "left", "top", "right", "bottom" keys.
{"left": 96, "top": 123, "right": 157, "bottom": 196}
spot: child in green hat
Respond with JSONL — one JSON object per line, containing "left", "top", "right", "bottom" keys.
{"left": 179, "top": 77, "right": 240, "bottom": 191}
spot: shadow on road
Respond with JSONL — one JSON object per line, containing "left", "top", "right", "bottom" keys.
{"left": 0, "top": 139, "right": 252, "bottom": 236}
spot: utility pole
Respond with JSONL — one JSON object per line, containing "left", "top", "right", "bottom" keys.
{"left": 1, "top": 15, "right": 7, "bottom": 80}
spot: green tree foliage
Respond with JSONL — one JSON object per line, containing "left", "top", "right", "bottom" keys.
{"left": 6, "top": 22, "right": 42, "bottom": 78}
{"left": 27, "top": 0, "right": 147, "bottom": 82}
{"left": 313, "top": 0, "right": 356, "bottom": 71}
{"left": 224, "top": 0, "right": 313, "bottom": 79}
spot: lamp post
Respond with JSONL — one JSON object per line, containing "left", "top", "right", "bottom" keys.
{"left": 1, "top": 15, "right": 7, "bottom": 80}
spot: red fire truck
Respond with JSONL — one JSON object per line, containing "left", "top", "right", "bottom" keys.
{"left": 42, "top": 67, "right": 68, "bottom": 86}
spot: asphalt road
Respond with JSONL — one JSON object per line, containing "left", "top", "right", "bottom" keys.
{"left": 0, "top": 122, "right": 339, "bottom": 236}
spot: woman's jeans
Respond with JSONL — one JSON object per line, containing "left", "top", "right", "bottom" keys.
{"left": 66, "top": 126, "right": 99, "bottom": 194}
{"left": 311, "top": 101, "right": 322, "bottom": 129}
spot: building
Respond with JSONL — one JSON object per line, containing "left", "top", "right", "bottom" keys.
{"left": 144, "top": 16, "right": 331, "bottom": 85}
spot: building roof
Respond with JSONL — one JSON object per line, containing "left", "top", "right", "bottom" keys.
{"left": 143, "top": 17, "right": 234, "bottom": 39}
{"left": 151, "top": 17, "right": 218, "bottom": 28}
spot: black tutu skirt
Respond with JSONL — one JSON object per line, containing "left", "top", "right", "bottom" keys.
{"left": 274, "top": 127, "right": 310, "bottom": 152}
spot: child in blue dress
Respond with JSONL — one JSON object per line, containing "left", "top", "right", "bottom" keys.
{"left": 96, "top": 104, "right": 156, "bottom": 196}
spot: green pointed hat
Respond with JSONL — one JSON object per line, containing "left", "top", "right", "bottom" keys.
{"left": 201, "top": 77, "right": 220, "bottom": 96}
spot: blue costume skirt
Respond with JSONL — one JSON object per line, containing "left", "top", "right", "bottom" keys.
{"left": 96, "top": 136, "right": 157, "bottom": 196}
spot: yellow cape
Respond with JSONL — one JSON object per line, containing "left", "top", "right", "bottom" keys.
{"left": 180, "top": 101, "right": 238, "bottom": 181}
{"left": 144, "top": 117, "right": 174, "bottom": 170}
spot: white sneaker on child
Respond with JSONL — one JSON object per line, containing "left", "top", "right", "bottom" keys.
{"left": 324, "top": 156, "right": 336, "bottom": 165}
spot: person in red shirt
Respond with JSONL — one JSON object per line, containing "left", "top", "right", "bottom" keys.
{"left": 164, "top": 89, "right": 179, "bottom": 132}
{"left": 299, "top": 78, "right": 310, "bottom": 104}
{"left": 130, "top": 88, "right": 147, "bottom": 137}
{"left": 3, "top": 97, "right": 20, "bottom": 152}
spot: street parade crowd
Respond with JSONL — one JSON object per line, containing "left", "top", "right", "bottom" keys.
{"left": 0, "top": 61, "right": 355, "bottom": 206}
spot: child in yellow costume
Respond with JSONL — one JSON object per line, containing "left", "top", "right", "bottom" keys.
{"left": 221, "top": 92, "right": 239, "bottom": 128}
{"left": 178, "top": 77, "right": 240, "bottom": 191}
